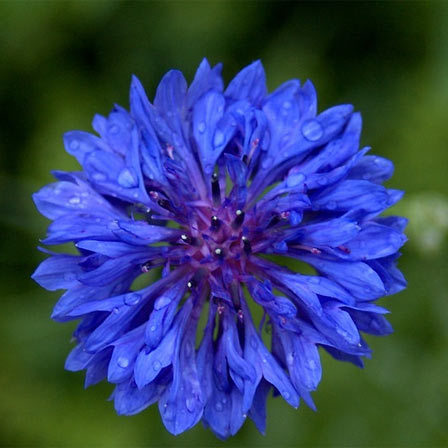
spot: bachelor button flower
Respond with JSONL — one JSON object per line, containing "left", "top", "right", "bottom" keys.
{"left": 32, "top": 59, "right": 407, "bottom": 438}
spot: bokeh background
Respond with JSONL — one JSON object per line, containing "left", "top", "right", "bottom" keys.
{"left": 1, "top": 1, "right": 447, "bottom": 446}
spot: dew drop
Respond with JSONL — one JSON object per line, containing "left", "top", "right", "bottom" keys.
{"left": 283, "top": 101, "right": 292, "bottom": 110}
{"left": 301, "top": 119, "right": 324, "bottom": 142}
{"left": 150, "top": 325, "right": 156, "bottom": 332}
{"left": 250, "top": 336, "right": 258, "bottom": 350}
{"left": 281, "top": 133, "right": 291, "bottom": 147}
{"left": 308, "top": 359, "right": 316, "bottom": 370}
{"left": 63, "top": 272, "right": 76, "bottom": 282}
{"left": 317, "top": 177, "right": 327, "bottom": 186}
{"left": 326, "top": 200, "right": 337, "bottom": 210}
{"left": 108, "top": 124, "right": 120, "bottom": 135}
{"left": 262, "top": 154, "right": 274, "bottom": 169}
{"left": 213, "top": 130, "right": 225, "bottom": 147}
{"left": 286, "top": 173, "right": 305, "bottom": 188}
{"left": 282, "top": 391, "right": 291, "bottom": 400}
{"left": 69, "top": 139, "right": 79, "bottom": 150}
{"left": 112, "top": 307, "right": 120, "bottom": 314}
{"left": 286, "top": 353, "right": 294, "bottom": 365}
{"left": 92, "top": 172, "right": 107, "bottom": 182}
{"left": 108, "top": 219, "right": 120, "bottom": 231}
{"left": 124, "top": 292, "right": 141, "bottom": 306}
{"left": 118, "top": 168, "right": 138, "bottom": 188}
{"left": 153, "top": 360, "right": 161, "bottom": 371}
{"left": 215, "top": 401, "right": 223, "bottom": 412}
{"left": 163, "top": 405, "right": 174, "bottom": 420}
{"left": 154, "top": 295, "right": 172, "bottom": 310}
{"left": 68, "top": 196, "right": 81, "bottom": 205}
{"left": 197, "top": 121, "right": 206, "bottom": 133}
{"left": 186, "top": 397, "right": 196, "bottom": 412}
{"left": 117, "top": 357, "right": 129, "bottom": 368}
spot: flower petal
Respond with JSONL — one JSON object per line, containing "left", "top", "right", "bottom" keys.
{"left": 225, "top": 60, "right": 266, "bottom": 106}
{"left": 193, "top": 90, "right": 226, "bottom": 176}
{"left": 32, "top": 255, "right": 82, "bottom": 291}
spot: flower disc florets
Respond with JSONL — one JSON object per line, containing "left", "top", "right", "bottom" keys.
{"left": 32, "top": 59, "right": 407, "bottom": 438}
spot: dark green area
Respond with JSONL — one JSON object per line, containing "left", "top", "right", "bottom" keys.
{"left": 1, "top": 1, "right": 447, "bottom": 446}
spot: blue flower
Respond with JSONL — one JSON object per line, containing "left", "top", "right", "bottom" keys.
{"left": 32, "top": 59, "right": 407, "bottom": 438}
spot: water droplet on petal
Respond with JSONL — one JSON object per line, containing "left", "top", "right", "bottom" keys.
{"left": 154, "top": 295, "right": 172, "bottom": 310}
{"left": 281, "top": 133, "right": 291, "bottom": 147}
{"left": 215, "top": 401, "right": 223, "bottom": 412}
{"left": 308, "top": 359, "right": 316, "bottom": 370}
{"left": 213, "top": 130, "right": 225, "bottom": 148}
{"left": 112, "top": 307, "right": 120, "bottom": 314}
{"left": 250, "top": 336, "right": 258, "bottom": 350}
{"left": 69, "top": 140, "right": 79, "bottom": 150}
{"left": 185, "top": 397, "right": 196, "bottom": 412}
{"left": 153, "top": 360, "right": 161, "bottom": 371}
{"left": 149, "top": 325, "right": 156, "bottom": 332}
{"left": 117, "top": 357, "right": 129, "bottom": 368}
{"left": 283, "top": 101, "right": 292, "bottom": 110}
{"left": 301, "top": 119, "right": 324, "bottom": 142}
{"left": 163, "top": 404, "right": 174, "bottom": 420}
{"left": 68, "top": 196, "right": 81, "bottom": 205}
{"left": 282, "top": 391, "right": 291, "bottom": 400}
{"left": 262, "top": 154, "right": 274, "bottom": 169}
{"left": 108, "top": 219, "right": 120, "bottom": 231}
{"left": 327, "top": 200, "right": 337, "bottom": 210}
{"left": 92, "top": 172, "right": 107, "bottom": 182}
{"left": 317, "top": 177, "right": 328, "bottom": 186}
{"left": 198, "top": 121, "right": 206, "bottom": 133}
{"left": 63, "top": 272, "right": 76, "bottom": 281}
{"left": 286, "top": 173, "right": 305, "bottom": 188}
{"left": 124, "top": 292, "right": 141, "bottom": 306}
{"left": 108, "top": 124, "right": 120, "bottom": 135}
{"left": 118, "top": 168, "right": 138, "bottom": 188}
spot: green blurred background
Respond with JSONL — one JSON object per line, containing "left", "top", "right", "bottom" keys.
{"left": 1, "top": 1, "right": 447, "bottom": 446}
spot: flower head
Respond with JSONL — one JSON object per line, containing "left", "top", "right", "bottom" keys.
{"left": 32, "top": 60, "right": 407, "bottom": 438}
